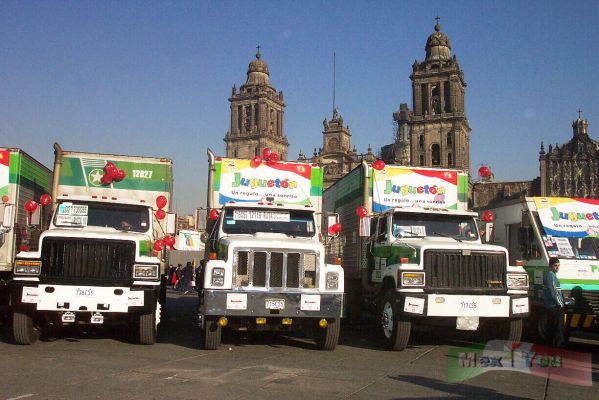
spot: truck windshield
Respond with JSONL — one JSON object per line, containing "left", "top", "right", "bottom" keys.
{"left": 392, "top": 212, "right": 478, "bottom": 241}
{"left": 54, "top": 201, "right": 150, "bottom": 232}
{"left": 533, "top": 213, "right": 599, "bottom": 260}
{"left": 222, "top": 208, "right": 316, "bottom": 237}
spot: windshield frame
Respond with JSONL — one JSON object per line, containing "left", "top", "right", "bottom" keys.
{"left": 53, "top": 200, "right": 151, "bottom": 233}
{"left": 220, "top": 207, "right": 316, "bottom": 237}
{"left": 392, "top": 211, "right": 479, "bottom": 241}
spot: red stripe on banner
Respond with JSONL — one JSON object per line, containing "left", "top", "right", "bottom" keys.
{"left": 572, "top": 197, "right": 599, "bottom": 206}
{"left": 264, "top": 161, "right": 312, "bottom": 180}
{"left": 0, "top": 150, "right": 10, "bottom": 167}
{"left": 408, "top": 168, "right": 457, "bottom": 184}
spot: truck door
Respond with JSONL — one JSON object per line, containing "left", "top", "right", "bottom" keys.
{"left": 370, "top": 216, "right": 388, "bottom": 283}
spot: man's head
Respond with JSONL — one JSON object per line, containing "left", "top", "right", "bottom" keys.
{"left": 549, "top": 257, "right": 560, "bottom": 273}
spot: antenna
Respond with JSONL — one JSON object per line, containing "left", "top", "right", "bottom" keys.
{"left": 333, "top": 52, "right": 336, "bottom": 114}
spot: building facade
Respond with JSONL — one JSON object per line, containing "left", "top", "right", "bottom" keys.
{"left": 224, "top": 48, "right": 289, "bottom": 160}
{"left": 381, "top": 20, "right": 471, "bottom": 173}
{"left": 539, "top": 116, "right": 599, "bottom": 198}
{"left": 305, "top": 109, "right": 375, "bottom": 189}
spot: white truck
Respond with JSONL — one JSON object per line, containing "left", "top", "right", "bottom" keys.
{"left": 10, "top": 143, "right": 174, "bottom": 344}
{"left": 199, "top": 150, "right": 344, "bottom": 350}
{"left": 481, "top": 196, "right": 599, "bottom": 344}
{"left": 1, "top": 148, "right": 52, "bottom": 307}
{"left": 324, "top": 162, "right": 530, "bottom": 350}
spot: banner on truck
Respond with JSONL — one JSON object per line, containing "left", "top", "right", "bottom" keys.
{"left": 534, "top": 197, "right": 599, "bottom": 238}
{"left": 0, "top": 150, "right": 9, "bottom": 197}
{"left": 214, "top": 158, "right": 322, "bottom": 206}
{"left": 372, "top": 167, "right": 465, "bottom": 212}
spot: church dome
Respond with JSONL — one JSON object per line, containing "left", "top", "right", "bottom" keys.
{"left": 425, "top": 21, "right": 451, "bottom": 62}
{"left": 246, "top": 48, "right": 270, "bottom": 86}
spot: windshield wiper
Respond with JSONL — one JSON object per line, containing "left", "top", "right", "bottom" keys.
{"left": 431, "top": 231, "right": 462, "bottom": 242}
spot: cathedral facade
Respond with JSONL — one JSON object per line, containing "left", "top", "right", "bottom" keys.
{"left": 224, "top": 48, "right": 289, "bottom": 160}
{"left": 539, "top": 116, "right": 599, "bottom": 198}
{"left": 381, "top": 20, "right": 471, "bottom": 173}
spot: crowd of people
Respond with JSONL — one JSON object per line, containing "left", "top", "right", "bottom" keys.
{"left": 167, "top": 261, "right": 201, "bottom": 294}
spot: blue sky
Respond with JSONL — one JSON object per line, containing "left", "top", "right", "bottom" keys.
{"left": 1, "top": 1, "right": 598, "bottom": 214}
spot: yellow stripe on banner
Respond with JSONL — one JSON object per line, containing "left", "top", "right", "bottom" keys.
{"left": 583, "top": 315, "right": 594, "bottom": 328}
{"left": 570, "top": 314, "right": 581, "bottom": 328}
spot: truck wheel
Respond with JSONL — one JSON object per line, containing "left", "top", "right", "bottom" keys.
{"left": 315, "top": 318, "right": 340, "bottom": 350}
{"left": 507, "top": 318, "right": 523, "bottom": 342}
{"left": 203, "top": 317, "right": 221, "bottom": 350}
{"left": 13, "top": 307, "right": 40, "bottom": 345}
{"left": 379, "top": 291, "right": 411, "bottom": 351}
{"left": 138, "top": 311, "right": 157, "bottom": 345}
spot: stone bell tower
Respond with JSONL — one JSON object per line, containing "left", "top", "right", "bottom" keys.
{"left": 224, "top": 47, "right": 289, "bottom": 160}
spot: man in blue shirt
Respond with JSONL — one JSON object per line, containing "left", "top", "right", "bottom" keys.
{"left": 543, "top": 257, "right": 566, "bottom": 347}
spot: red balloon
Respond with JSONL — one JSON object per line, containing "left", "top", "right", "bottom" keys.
{"left": 156, "top": 195, "right": 167, "bottom": 209}
{"left": 153, "top": 239, "right": 165, "bottom": 252}
{"left": 114, "top": 169, "right": 126, "bottom": 181}
{"left": 209, "top": 209, "right": 220, "bottom": 221}
{"left": 104, "top": 162, "right": 118, "bottom": 178}
{"left": 328, "top": 223, "right": 342, "bottom": 235}
{"left": 164, "top": 235, "right": 176, "bottom": 247}
{"left": 252, "top": 156, "right": 262, "bottom": 168}
{"left": 101, "top": 174, "right": 113, "bottom": 185}
{"left": 24, "top": 200, "right": 38, "bottom": 213}
{"left": 270, "top": 152, "right": 280, "bottom": 162}
{"left": 39, "top": 194, "right": 52, "bottom": 206}
{"left": 483, "top": 210, "right": 495, "bottom": 223}
{"left": 155, "top": 209, "right": 166, "bottom": 220}
{"left": 262, "top": 148, "right": 272, "bottom": 160}
{"left": 356, "top": 206, "right": 369, "bottom": 218}
{"left": 373, "top": 160, "right": 385, "bottom": 171}
{"left": 478, "top": 165, "right": 491, "bottom": 178}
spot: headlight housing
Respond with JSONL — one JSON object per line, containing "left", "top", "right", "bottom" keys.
{"left": 133, "top": 264, "right": 159, "bottom": 279}
{"left": 325, "top": 272, "right": 339, "bottom": 290}
{"left": 507, "top": 273, "right": 529, "bottom": 289}
{"left": 14, "top": 260, "right": 41, "bottom": 275}
{"left": 211, "top": 267, "right": 225, "bottom": 286}
{"left": 401, "top": 271, "right": 425, "bottom": 287}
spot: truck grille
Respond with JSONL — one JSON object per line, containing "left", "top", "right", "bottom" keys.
{"left": 234, "top": 249, "right": 317, "bottom": 289}
{"left": 562, "top": 289, "right": 599, "bottom": 315}
{"left": 423, "top": 250, "right": 506, "bottom": 291}
{"left": 41, "top": 238, "right": 136, "bottom": 284}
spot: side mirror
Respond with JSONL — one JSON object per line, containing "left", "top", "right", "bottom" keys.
{"left": 29, "top": 207, "right": 41, "bottom": 227}
{"left": 1, "top": 204, "right": 15, "bottom": 231}
{"left": 325, "top": 213, "right": 340, "bottom": 237}
{"left": 200, "top": 232, "right": 209, "bottom": 244}
{"left": 165, "top": 213, "right": 176, "bottom": 235}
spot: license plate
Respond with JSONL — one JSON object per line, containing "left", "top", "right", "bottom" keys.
{"left": 265, "top": 299, "right": 285, "bottom": 310}
{"left": 74, "top": 287, "right": 95, "bottom": 297}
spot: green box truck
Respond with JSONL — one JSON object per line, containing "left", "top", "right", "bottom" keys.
{"left": 1, "top": 148, "right": 52, "bottom": 307}
{"left": 10, "top": 143, "right": 174, "bottom": 344}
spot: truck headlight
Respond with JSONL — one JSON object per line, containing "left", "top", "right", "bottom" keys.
{"left": 14, "top": 260, "right": 41, "bottom": 275}
{"left": 507, "top": 273, "right": 529, "bottom": 289}
{"left": 401, "top": 272, "right": 425, "bottom": 287}
{"left": 133, "top": 264, "right": 159, "bottom": 279}
{"left": 211, "top": 267, "right": 225, "bottom": 286}
{"left": 325, "top": 272, "right": 339, "bottom": 290}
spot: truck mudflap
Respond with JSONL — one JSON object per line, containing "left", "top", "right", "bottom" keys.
{"left": 10, "top": 282, "right": 158, "bottom": 314}
{"left": 396, "top": 292, "right": 530, "bottom": 318}
{"left": 201, "top": 290, "right": 344, "bottom": 318}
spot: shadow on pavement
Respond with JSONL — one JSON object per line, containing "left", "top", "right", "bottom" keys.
{"left": 388, "top": 374, "right": 532, "bottom": 400}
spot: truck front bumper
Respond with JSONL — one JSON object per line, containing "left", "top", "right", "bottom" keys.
{"left": 10, "top": 282, "right": 158, "bottom": 314}
{"left": 201, "top": 289, "right": 344, "bottom": 319}
{"left": 397, "top": 292, "right": 530, "bottom": 318}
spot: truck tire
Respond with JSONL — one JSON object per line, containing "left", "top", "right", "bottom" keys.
{"left": 203, "top": 317, "right": 221, "bottom": 350}
{"left": 379, "top": 290, "right": 411, "bottom": 351}
{"left": 138, "top": 311, "right": 157, "bottom": 345}
{"left": 13, "top": 307, "right": 40, "bottom": 345}
{"left": 507, "top": 318, "right": 523, "bottom": 342}
{"left": 315, "top": 318, "right": 340, "bottom": 350}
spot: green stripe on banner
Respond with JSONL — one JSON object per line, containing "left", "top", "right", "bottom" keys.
{"left": 310, "top": 167, "right": 323, "bottom": 197}
{"left": 562, "top": 283, "right": 599, "bottom": 291}
{"left": 458, "top": 174, "right": 468, "bottom": 205}
{"left": 213, "top": 161, "right": 221, "bottom": 191}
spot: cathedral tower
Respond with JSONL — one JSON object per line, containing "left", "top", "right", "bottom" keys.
{"left": 224, "top": 48, "right": 289, "bottom": 160}
{"left": 384, "top": 19, "right": 471, "bottom": 172}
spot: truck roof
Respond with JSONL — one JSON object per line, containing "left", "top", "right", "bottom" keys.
{"left": 388, "top": 207, "right": 478, "bottom": 217}
{"left": 222, "top": 201, "right": 316, "bottom": 211}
